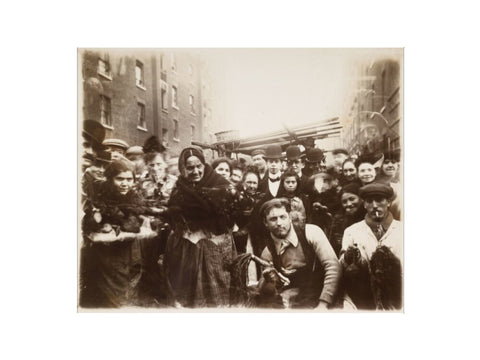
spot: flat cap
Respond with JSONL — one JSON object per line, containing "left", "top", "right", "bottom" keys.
{"left": 102, "top": 138, "right": 130, "bottom": 150}
{"left": 359, "top": 183, "right": 394, "bottom": 200}
{"left": 251, "top": 148, "right": 266, "bottom": 157}
{"left": 125, "top": 145, "right": 144, "bottom": 156}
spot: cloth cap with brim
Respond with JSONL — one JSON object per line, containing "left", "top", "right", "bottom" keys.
{"left": 286, "top": 145, "right": 303, "bottom": 161}
{"left": 102, "top": 138, "right": 130, "bottom": 150}
{"left": 251, "top": 149, "right": 266, "bottom": 157}
{"left": 259, "top": 198, "right": 291, "bottom": 220}
{"left": 83, "top": 120, "right": 106, "bottom": 145}
{"left": 305, "top": 148, "right": 325, "bottom": 163}
{"left": 332, "top": 148, "right": 349, "bottom": 156}
{"left": 126, "top": 146, "right": 144, "bottom": 156}
{"left": 359, "top": 183, "right": 394, "bottom": 200}
{"left": 264, "top": 144, "right": 284, "bottom": 160}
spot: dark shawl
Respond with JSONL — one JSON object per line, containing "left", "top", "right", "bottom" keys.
{"left": 167, "top": 164, "right": 234, "bottom": 235}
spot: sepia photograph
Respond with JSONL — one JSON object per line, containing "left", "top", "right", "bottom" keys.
{"left": 78, "top": 48, "right": 403, "bottom": 312}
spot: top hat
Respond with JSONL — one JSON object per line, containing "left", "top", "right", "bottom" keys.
{"left": 305, "top": 148, "right": 325, "bottom": 163}
{"left": 286, "top": 145, "right": 303, "bottom": 161}
{"left": 264, "top": 144, "right": 284, "bottom": 160}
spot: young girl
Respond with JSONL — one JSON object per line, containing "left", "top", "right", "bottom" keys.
{"left": 81, "top": 157, "right": 160, "bottom": 308}
{"left": 277, "top": 169, "right": 308, "bottom": 227}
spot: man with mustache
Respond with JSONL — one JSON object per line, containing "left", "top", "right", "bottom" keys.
{"left": 258, "top": 198, "right": 341, "bottom": 309}
{"left": 340, "top": 183, "right": 403, "bottom": 310}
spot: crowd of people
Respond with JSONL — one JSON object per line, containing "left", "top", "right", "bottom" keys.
{"left": 79, "top": 119, "right": 403, "bottom": 311}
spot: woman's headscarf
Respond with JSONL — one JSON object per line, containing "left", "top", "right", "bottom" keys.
{"left": 104, "top": 156, "right": 136, "bottom": 181}
{"left": 178, "top": 146, "right": 206, "bottom": 177}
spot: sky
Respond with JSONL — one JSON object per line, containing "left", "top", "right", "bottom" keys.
{"left": 202, "top": 48, "right": 402, "bottom": 138}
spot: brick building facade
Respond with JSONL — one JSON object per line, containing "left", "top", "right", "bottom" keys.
{"left": 342, "top": 58, "right": 402, "bottom": 156}
{"left": 80, "top": 49, "right": 213, "bottom": 157}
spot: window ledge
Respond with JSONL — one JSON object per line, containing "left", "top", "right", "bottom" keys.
{"left": 161, "top": 108, "right": 169, "bottom": 114}
{"left": 173, "top": 137, "right": 180, "bottom": 143}
{"left": 102, "top": 124, "right": 114, "bottom": 130}
{"left": 98, "top": 72, "right": 112, "bottom": 81}
{"left": 136, "top": 84, "right": 147, "bottom": 91}
{"left": 172, "top": 105, "right": 179, "bottom": 111}
{"left": 137, "top": 126, "right": 148, "bottom": 132}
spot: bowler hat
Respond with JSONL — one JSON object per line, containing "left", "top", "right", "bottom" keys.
{"left": 332, "top": 148, "right": 349, "bottom": 156}
{"left": 251, "top": 149, "right": 266, "bottom": 157}
{"left": 83, "top": 120, "right": 105, "bottom": 145}
{"left": 359, "top": 183, "right": 394, "bottom": 200}
{"left": 264, "top": 144, "right": 284, "bottom": 160}
{"left": 305, "top": 148, "right": 325, "bottom": 163}
{"left": 286, "top": 145, "right": 303, "bottom": 161}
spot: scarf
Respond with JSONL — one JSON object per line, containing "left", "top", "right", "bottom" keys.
{"left": 168, "top": 165, "right": 234, "bottom": 234}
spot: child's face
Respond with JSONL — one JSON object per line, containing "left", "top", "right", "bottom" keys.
{"left": 283, "top": 176, "right": 298, "bottom": 193}
{"left": 112, "top": 171, "right": 134, "bottom": 195}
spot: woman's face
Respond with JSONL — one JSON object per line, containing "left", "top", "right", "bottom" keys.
{"left": 244, "top": 173, "right": 259, "bottom": 195}
{"left": 283, "top": 176, "right": 298, "bottom": 194}
{"left": 341, "top": 192, "right": 362, "bottom": 216}
{"left": 358, "top": 163, "right": 376, "bottom": 185}
{"left": 382, "top": 159, "right": 399, "bottom": 177}
{"left": 342, "top": 161, "right": 357, "bottom": 181}
{"left": 147, "top": 154, "right": 166, "bottom": 180}
{"left": 214, "top": 162, "right": 231, "bottom": 179}
{"left": 185, "top": 156, "right": 205, "bottom": 183}
{"left": 112, "top": 171, "right": 134, "bottom": 195}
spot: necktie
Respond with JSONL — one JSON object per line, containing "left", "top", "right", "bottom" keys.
{"left": 279, "top": 239, "right": 290, "bottom": 255}
{"left": 374, "top": 224, "right": 385, "bottom": 240}
{"left": 269, "top": 177, "right": 280, "bottom": 182}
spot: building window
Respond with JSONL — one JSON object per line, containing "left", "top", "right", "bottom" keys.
{"left": 137, "top": 103, "right": 146, "bottom": 129}
{"left": 189, "top": 95, "right": 195, "bottom": 114}
{"left": 162, "top": 128, "right": 169, "bottom": 148}
{"left": 188, "top": 64, "right": 193, "bottom": 76}
{"left": 191, "top": 125, "right": 195, "bottom": 140}
{"left": 161, "top": 81, "right": 168, "bottom": 112}
{"left": 100, "top": 95, "right": 112, "bottom": 127}
{"left": 97, "top": 57, "right": 112, "bottom": 79}
{"left": 172, "top": 85, "right": 178, "bottom": 109}
{"left": 173, "top": 119, "right": 179, "bottom": 141}
{"left": 135, "top": 60, "right": 145, "bottom": 88}
{"left": 171, "top": 54, "right": 176, "bottom": 72}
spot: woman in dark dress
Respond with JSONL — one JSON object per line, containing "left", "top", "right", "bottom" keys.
{"left": 328, "top": 182, "right": 366, "bottom": 256}
{"left": 164, "top": 147, "right": 237, "bottom": 308}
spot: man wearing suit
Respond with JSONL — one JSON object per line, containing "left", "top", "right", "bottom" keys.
{"left": 258, "top": 144, "right": 284, "bottom": 200}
